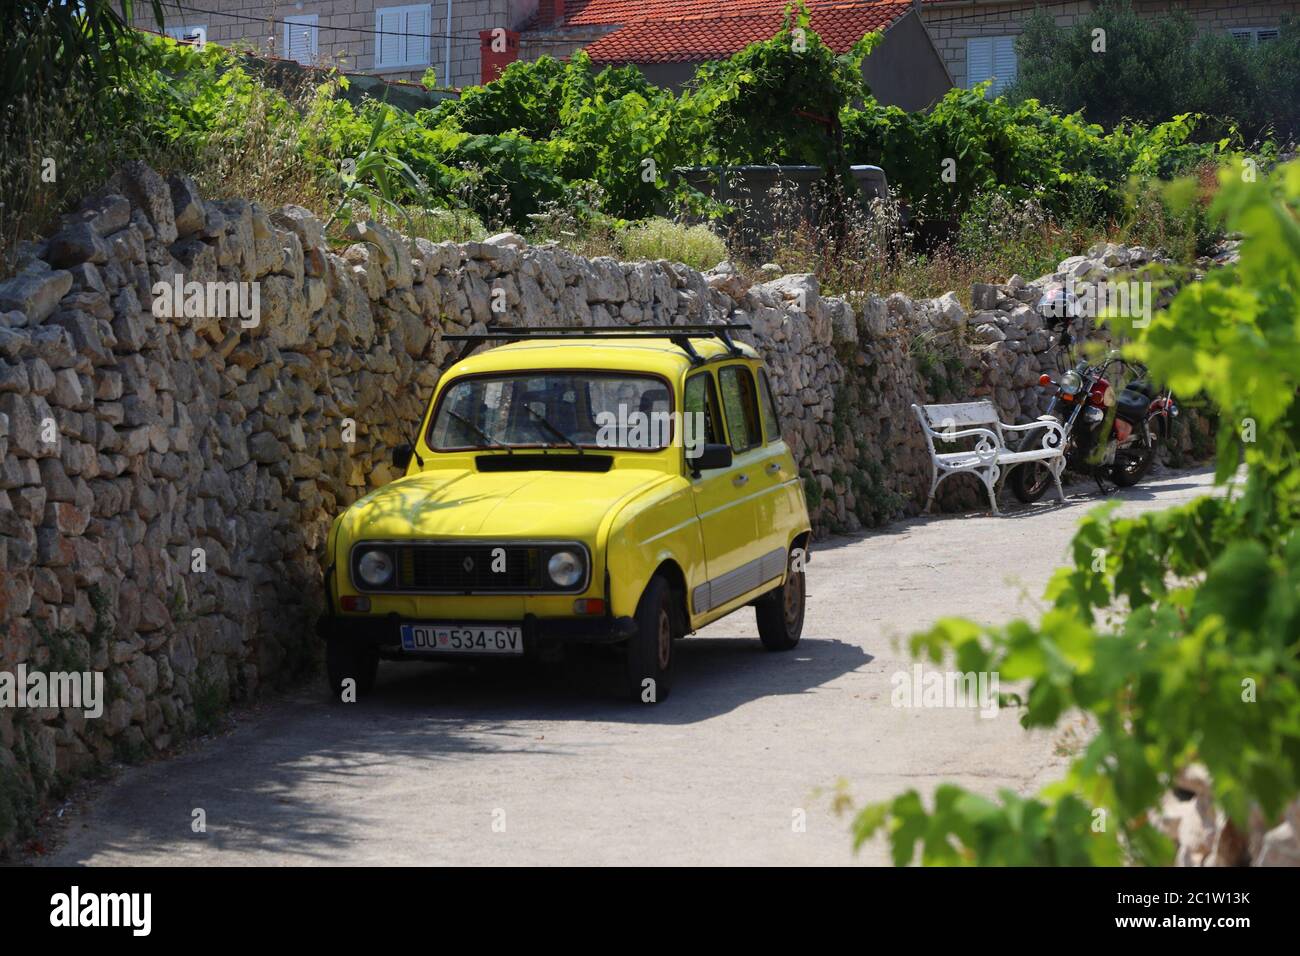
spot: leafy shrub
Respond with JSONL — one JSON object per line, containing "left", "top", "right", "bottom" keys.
{"left": 690, "top": 10, "right": 878, "bottom": 170}
{"left": 1010, "top": 0, "right": 1300, "bottom": 144}
{"left": 841, "top": 88, "right": 1216, "bottom": 228}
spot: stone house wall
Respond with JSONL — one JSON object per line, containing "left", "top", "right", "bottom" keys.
{"left": 923, "top": 0, "right": 1300, "bottom": 92}
{"left": 132, "top": 0, "right": 538, "bottom": 88}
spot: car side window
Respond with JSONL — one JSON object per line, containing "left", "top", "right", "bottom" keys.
{"left": 718, "top": 364, "right": 762, "bottom": 453}
{"left": 683, "top": 372, "right": 721, "bottom": 449}
{"left": 757, "top": 369, "right": 782, "bottom": 444}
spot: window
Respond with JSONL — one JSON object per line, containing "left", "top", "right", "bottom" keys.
{"left": 428, "top": 372, "right": 670, "bottom": 451}
{"left": 376, "top": 3, "right": 432, "bottom": 69}
{"left": 684, "top": 373, "right": 722, "bottom": 450}
{"left": 283, "top": 14, "right": 319, "bottom": 64}
{"left": 1230, "top": 27, "right": 1281, "bottom": 46}
{"left": 718, "top": 365, "right": 762, "bottom": 453}
{"left": 164, "top": 25, "right": 206, "bottom": 47}
{"left": 967, "top": 35, "right": 1017, "bottom": 96}
{"left": 757, "top": 370, "right": 782, "bottom": 444}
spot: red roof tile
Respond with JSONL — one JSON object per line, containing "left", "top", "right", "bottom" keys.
{"left": 564, "top": 1, "right": 796, "bottom": 26}
{"left": 575, "top": 1, "right": 914, "bottom": 63}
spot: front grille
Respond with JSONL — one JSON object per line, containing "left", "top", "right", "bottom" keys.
{"left": 398, "top": 544, "right": 540, "bottom": 591}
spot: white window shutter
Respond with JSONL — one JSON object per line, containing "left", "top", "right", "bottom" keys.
{"left": 404, "top": 5, "right": 432, "bottom": 67}
{"left": 377, "top": 4, "right": 430, "bottom": 68}
{"left": 377, "top": 9, "right": 403, "bottom": 68}
{"left": 967, "top": 37, "right": 993, "bottom": 89}
{"left": 993, "top": 36, "right": 1018, "bottom": 93}
{"left": 1230, "top": 28, "right": 1254, "bottom": 44}
{"left": 1258, "top": 28, "right": 1281, "bottom": 43}
{"left": 284, "top": 15, "right": 318, "bottom": 64}
{"left": 968, "top": 36, "right": 1016, "bottom": 95}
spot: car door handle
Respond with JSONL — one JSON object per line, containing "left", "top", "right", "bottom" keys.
{"left": 732, "top": 473, "right": 749, "bottom": 487}
{"left": 765, "top": 462, "right": 781, "bottom": 475}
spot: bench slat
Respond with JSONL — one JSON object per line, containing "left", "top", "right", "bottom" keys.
{"left": 921, "top": 401, "right": 1000, "bottom": 428}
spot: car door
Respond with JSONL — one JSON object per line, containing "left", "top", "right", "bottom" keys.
{"left": 752, "top": 366, "right": 800, "bottom": 558}
{"left": 698, "top": 362, "right": 784, "bottom": 613}
{"left": 683, "top": 369, "right": 754, "bottom": 616}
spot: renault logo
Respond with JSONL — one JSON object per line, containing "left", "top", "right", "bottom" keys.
{"left": 462, "top": 556, "right": 475, "bottom": 573}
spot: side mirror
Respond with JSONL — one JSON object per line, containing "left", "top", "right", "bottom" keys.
{"left": 392, "top": 443, "right": 414, "bottom": 471}
{"left": 689, "top": 443, "right": 733, "bottom": 476}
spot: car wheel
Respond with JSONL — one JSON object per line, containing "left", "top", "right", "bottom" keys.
{"left": 326, "top": 633, "right": 379, "bottom": 700}
{"left": 624, "top": 575, "right": 675, "bottom": 703}
{"left": 756, "top": 548, "right": 805, "bottom": 651}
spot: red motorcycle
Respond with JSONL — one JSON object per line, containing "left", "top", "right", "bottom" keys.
{"left": 1010, "top": 296, "right": 1178, "bottom": 503}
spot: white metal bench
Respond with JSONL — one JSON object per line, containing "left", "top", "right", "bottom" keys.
{"left": 911, "top": 401, "right": 1066, "bottom": 515}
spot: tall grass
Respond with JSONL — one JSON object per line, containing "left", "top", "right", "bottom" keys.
{"left": 734, "top": 175, "right": 1219, "bottom": 307}
{"left": 618, "top": 219, "right": 729, "bottom": 271}
{"left": 175, "top": 69, "right": 337, "bottom": 219}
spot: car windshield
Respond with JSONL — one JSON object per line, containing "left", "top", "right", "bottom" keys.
{"left": 428, "top": 372, "right": 673, "bottom": 451}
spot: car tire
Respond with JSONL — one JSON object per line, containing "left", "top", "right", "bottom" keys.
{"left": 756, "top": 548, "right": 805, "bottom": 651}
{"left": 326, "top": 633, "right": 379, "bottom": 700}
{"left": 624, "top": 575, "right": 675, "bottom": 703}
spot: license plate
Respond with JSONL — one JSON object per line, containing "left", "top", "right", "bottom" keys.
{"left": 400, "top": 624, "right": 523, "bottom": 655}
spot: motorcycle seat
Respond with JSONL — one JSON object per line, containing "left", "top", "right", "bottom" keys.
{"left": 1116, "top": 388, "right": 1151, "bottom": 423}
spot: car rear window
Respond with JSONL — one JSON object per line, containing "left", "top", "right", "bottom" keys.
{"left": 718, "top": 365, "right": 762, "bottom": 453}
{"left": 684, "top": 372, "right": 722, "bottom": 447}
{"left": 757, "top": 369, "right": 782, "bottom": 444}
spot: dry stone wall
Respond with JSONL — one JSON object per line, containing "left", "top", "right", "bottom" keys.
{"left": 0, "top": 163, "right": 1210, "bottom": 851}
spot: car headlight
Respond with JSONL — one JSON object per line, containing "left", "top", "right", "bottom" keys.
{"left": 357, "top": 549, "right": 394, "bottom": 588}
{"left": 1060, "top": 370, "right": 1083, "bottom": 395}
{"left": 547, "top": 550, "right": 584, "bottom": 588}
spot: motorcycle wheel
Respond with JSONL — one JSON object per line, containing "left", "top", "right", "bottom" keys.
{"left": 1110, "top": 420, "right": 1159, "bottom": 487}
{"left": 1010, "top": 424, "right": 1060, "bottom": 503}
{"left": 1011, "top": 461, "right": 1053, "bottom": 503}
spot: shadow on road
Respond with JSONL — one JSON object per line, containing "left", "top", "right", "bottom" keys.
{"left": 370, "top": 633, "right": 872, "bottom": 725}
{"left": 45, "top": 631, "right": 868, "bottom": 864}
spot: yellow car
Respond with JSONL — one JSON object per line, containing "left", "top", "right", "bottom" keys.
{"left": 319, "top": 325, "right": 812, "bottom": 703}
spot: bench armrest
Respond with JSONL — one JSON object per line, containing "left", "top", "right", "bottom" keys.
{"left": 1000, "top": 419, "right": 1066, "bottom": 451}
{"left": 931, "top": 426, "right": 1002, "bottom": 445}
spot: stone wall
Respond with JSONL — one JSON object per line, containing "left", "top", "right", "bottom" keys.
{"left": 0, "top": 162, "right": 1208, "bottom": 852}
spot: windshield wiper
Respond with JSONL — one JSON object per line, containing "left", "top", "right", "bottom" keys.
{"left": 525, "top": 405, "right": 583, "bottom": 454}
{"left": 446, "top": 409, "right": 511, "bottom": 453}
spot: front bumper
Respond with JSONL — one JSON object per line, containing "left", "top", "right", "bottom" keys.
{"left": 316, "top": 612, "right": 637, "bottom": 660}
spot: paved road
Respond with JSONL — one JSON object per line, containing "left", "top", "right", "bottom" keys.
{"left": 41, "top": 467, "right": 1218, "bottom": 866}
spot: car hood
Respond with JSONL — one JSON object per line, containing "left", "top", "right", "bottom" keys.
{"left": 341, "top": 466, "right": 673, "bottom": 542}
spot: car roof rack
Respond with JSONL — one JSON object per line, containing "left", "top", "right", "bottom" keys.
{"left": 443, "top": 324, "right": 753, "bottom": 365}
